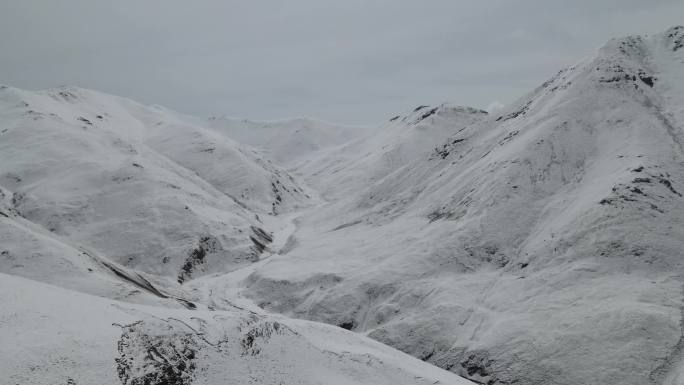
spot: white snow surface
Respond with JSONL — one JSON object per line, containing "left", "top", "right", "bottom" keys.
{"left": 0, "top": 273, "right": 471, "bottom": 385}
{"left": 2, "top": 26, "right": 684, "bottom": 385}
{"left": 206, "top": 116, "right": 367, "bottom": 167}
{"left": 235, "top": 27, "right": 684, "bottom": 385}
{"left": 0, "top": 87, "right": 471, "bottom": 384}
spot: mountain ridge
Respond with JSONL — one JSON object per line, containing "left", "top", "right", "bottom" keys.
{"left": 238, "top": 25, "right": 684, "bottom": 384}
{"left": 2, "top": 26, "right": 684, "bottom": 385}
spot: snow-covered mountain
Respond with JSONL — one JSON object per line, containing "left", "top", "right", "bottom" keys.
{"left": 0, "top": 85, "right": 313, "bottom": 288}
{"left": 2, "top": 26, "right": 684, "bottom": 385}
{"left": 206, "top": 116, "right": 366, "bottom": 167}
{"left": 0, "top": 85, "right": 473, "bottom": 385}
{"left": 237, "top": 26, "right": 684, "bottom": 384}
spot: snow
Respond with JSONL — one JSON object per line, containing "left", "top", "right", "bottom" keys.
{"left": 0, "top": 273, "right": 472, "bottom": 385}
{"left": 2, "top": 26, "right": 684, "bottom": 385}
{"left": 231, "top": 28, "right": 684, "bottom": 384}
{"left": 206, "top": 116, "right": 367, "bottom": 167}
{"left": 0, "top": 85, "right": 472, "bottom": 384}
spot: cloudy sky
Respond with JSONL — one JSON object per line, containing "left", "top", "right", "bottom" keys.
{"left": 1, "top": 1, "right": 683, "bottom": 124}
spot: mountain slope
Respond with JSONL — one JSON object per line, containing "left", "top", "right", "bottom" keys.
{"left": 296, "top": 104, "right": 488, "bottom": 202}
{"left": 0, "top": 85, "right": 312, "bottom": 288}
{"left": 207, "top": 115, "right": 366, "bottom": 167}
{"left": 0, "top": 86, "right": 474, "bottom": 385}
{"left": 0, "top": 273, "right": 473, "bottom": 385}
{"left": 239, "top": 26, "right": 684, "bottom": 385}
{"left": 3, "top": 25, "right": 684, "bottom": 385}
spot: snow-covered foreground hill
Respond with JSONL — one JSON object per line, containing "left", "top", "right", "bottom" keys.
{"left": 2, "top": 26, "right": 684, "bottom": 385}
{"left": 0, "top": 273, "right": 472, "bottom": 385}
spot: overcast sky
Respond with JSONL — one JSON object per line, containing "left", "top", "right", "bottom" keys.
{"left": 1, "top": 1, "right": 683, "bottom": 124}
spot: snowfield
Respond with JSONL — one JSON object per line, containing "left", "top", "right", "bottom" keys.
{"left": 2, "top": 26, "right": 684, "bottom": 385}
{"left": 0, "top": 86, "right": 471, "bottom": 385}
{"left": 238, "top": 27, "right": 684, "bottom": 384}
{"left": 0, "top": 273, "right": 472, "bottom": 385}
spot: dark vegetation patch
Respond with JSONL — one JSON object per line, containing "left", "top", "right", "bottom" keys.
{"left": 77, "top": 116, "right": 92, "bottom": 125}
{"left": 431, "top": 138, "right": 466, "bottom": 160}
{"left": 101, "top": 260, "right": 169, "bottom": 299}
{"left": 176, "top": 299, "right": 197, "bottom": 310}
{"left": 632, "top": 174, "right": 681, "bottom": 196}
{"left": 10, "top": 192, "right": 25, "bottom": 216}
{"left": 459, "top": 350, "right": 494, "bottom": 384}
{"left": 597, "top": 62, "right": 656, "bottom": 90}
{"left": 598, "top": 240, "right": 625, "bottom": 257}
{"left": 240, "top": 321, "right": 286, "bottom": 356}
{"left": 667, "top": 26, "right": 684, "bottom": 51}
{"left": 58, "top": 90, "right": 77, "bottom": 100}
{"left": 631, "top": 187, "right": 645, "bottom": 195}
{"left": 332, "top": 219, "right": 362, "bottom": 231}
{"left": 638, "top": 69, "right": 655, "bottom": 87}
{"left": 338, "top": 320, "right": 356, "bottom": 330}
{"left": 112, "top": 175, "right": 133, "bottom": 183}
{"left": 599, "top": 171, "right": 680, "bottom": 213}
{"left": 658, "top": 176, "right": 681, "bottom": 196}
{"left": 496, "top": 100, "right": 531, "bottom": 122}
{"left": 4, "top": 173, "right": 22, "bottom": 183}
{"left": 270, "top": 179, "right": 288, "bottom": 215}
{"left": 251, "top": 226, "right": 273, "bottom": 243}
{"left": 249, "top": 225, "right": 273, "bottom": 256}
{"left": 427, "top": 209, "right": 458, "bottom": 222}
{"left": 464, "top": 244, "right": 509, "bottom": 268}
{"left": 178, "top": 235, "right": 221, "bottom": 284}
{"left": 250, "top": 237, "right": 267, "bottom": 254}
{"left": 498, "top": 130, "right": 519, "bottom": 146}
{"left": 416, "top": 107, "right": 439, "bottom": 123}
{"left": 115, "top": 321, "right": 198, "bottom": 385}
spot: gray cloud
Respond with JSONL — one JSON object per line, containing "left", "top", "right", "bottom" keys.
{"left": 1, "top": 1, "right": 682, "bottom": 124}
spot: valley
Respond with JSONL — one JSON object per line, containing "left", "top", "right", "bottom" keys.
{"left": 2, "top": 26, "right": 684, "bottom": 385}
